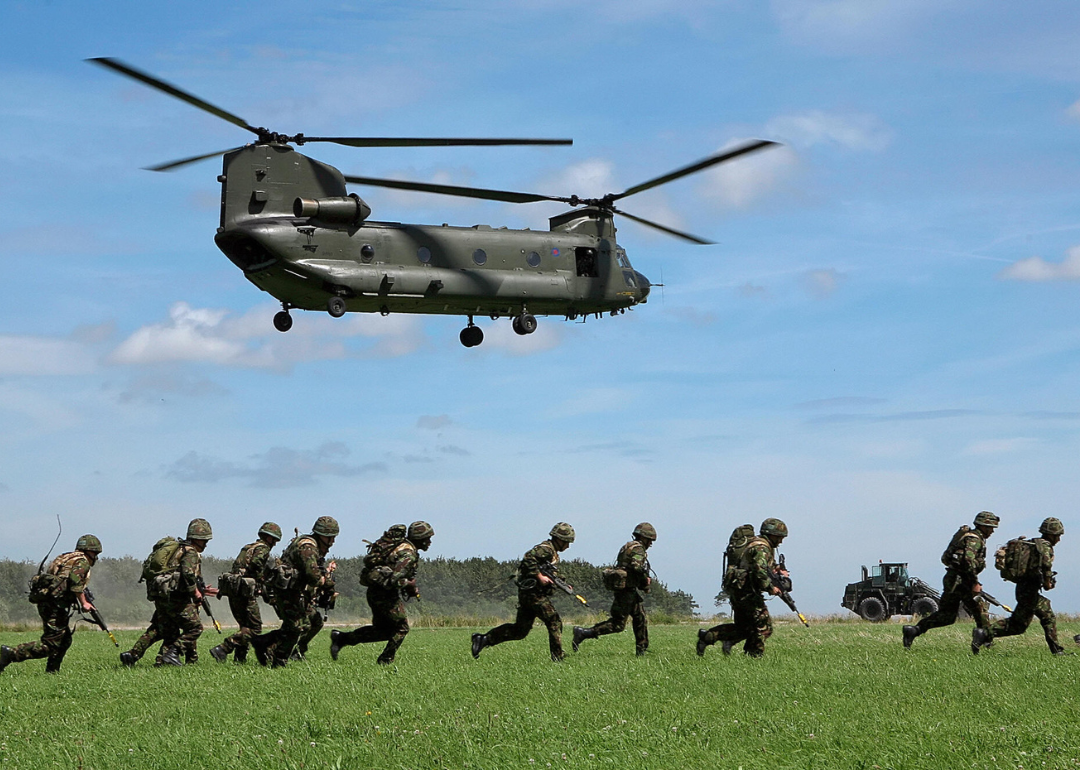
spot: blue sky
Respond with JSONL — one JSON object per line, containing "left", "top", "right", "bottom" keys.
{"left": 2, "top": 1, "right": 1079, "bottom": 616}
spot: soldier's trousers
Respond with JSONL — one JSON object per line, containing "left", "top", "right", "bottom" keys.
{"left": 915, "top": 570, "right": 989, "bottom": 633}
{"left": 701, "top": 591, "right": 772, "bottom": 657}
{"left": 485, "top": 591, "right": 564, "bottom": 660}
{"left": 266, "top": 593, "right": 317, "bottom": 666}
{"left": 987, "top": 580, "right": 1061, "bottom": 653}
{"left": 589, "top": 589, "right": 648, "bottom": 653}
{"left": 335, "top": 586, "right": 410, "bottom": 663}
{"left": 220, "top": 596, "right": 262, "bottom": 656}
{"left": 11, "top": 603, "right": 73, "bottom": 672}
{"left": 129, "top": 599, "right": 203, "bottom": 663}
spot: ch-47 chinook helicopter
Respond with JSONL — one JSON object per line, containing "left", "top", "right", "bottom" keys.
{"left": 91, "top": 58, "right": 777, "bottom": 347}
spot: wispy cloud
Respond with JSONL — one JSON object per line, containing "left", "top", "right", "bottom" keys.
{"left": 699, "top": 139, "right": 798, "bottom": 208}
{"left": 800, "top": 268, "right": 846, "bottom": 298}
{"left": 997, "top": 246, "right": 1080, "bottom": 282}
{"left": 961, "top": 437, "right": 1037, "bottom": 456}
{"left": 765, "top": 110, "right": 892, "bottom": 152}
{"left": 807, "top": 409, "right": 979, "bottom": 425}
{"left": 165, "top": 441, "right": 386, "bottom": 488}
{"left": 0, "top": 336, "right": 98, "bottom": 376}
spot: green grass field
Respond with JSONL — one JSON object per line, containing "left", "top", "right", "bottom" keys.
{"left": 1, "top": 620, "right": 1078, "bottom": 769}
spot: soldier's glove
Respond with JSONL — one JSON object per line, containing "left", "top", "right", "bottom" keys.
{"left": 403, "top": 579, "right": 420, "bottom": 598}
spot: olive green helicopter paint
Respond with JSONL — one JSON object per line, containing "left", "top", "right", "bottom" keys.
{"left": 90, "top": 57, "right": 777, "bottom": 347}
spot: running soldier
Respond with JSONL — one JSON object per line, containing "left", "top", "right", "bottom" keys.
{"left": 975, "top": 517, "right": 1064, "bottom": 655}
{"left": 572, "top": 522, "right": 656, "bottom": 656}
{"left": 903, "top": 511, "right": 999, "bottom": 649}
{"left": 697, "top": 518, "right": 788, "bottom": 658}
{"left": 0, "top": 535, "right": 103, "bottom": 674}
{"left": 471, "top": 522, "right": 576, "bottom": 663}
{"left": 209, "top": 522, "right": 281, "bottom": 663}
{"left": 251, "top": 516, "right": 337, "bottom": 668}
{"left": 121, "top": 519, "right": 218, "bottom": 667}
{"left": 330, "top": 521, "right": 434, "bottom": 665}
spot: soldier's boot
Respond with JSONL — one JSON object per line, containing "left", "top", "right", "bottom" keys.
{"left": 185, "top": 651, "right": 198, "bottom": 665}
{"left": 1074, "top": 633, "right": 1080, "bottom": 645}
{"left": 234, "top": 647, "right": 248, "bottom": 664}
{"left": 0, "top": 645, "right": 15, "bottom": 673}
{"left": 471, "top": 633, "right": 487, "bottom": 660}
{"left": 550, "top": 652, "right": 565, "bottom": 663}
{"left": 572, "top": 626, "right": 595, "bottom": 653}
{"left": 696, "top": 629, "right": 709, "bottom": 657}
{"left": 721, "top": 640, "right": 734, "bottom": 656}
{"left": 156, "top": 646, "right": 183, "bottom": 667}
{"left": 289, "top": 649, "right": 304, "bottom": 662}
{"left": 45, "top": 655, "right": 63, "bottom": 674}
{"left": 902, "top": 625, "right": 919, "bottom": 649}
{"left": 119, "top": 650, "right": 137, "bottom": 667}
{"left": 330, "top": 630, "right": 344, "bottom": 661}
{"left": 249, "top": 634, "right": 271, "bottom": 666}
{"left": 971, "top": 627, "right": 990, "bottom": 655}
{"left": 376, "top": 654, "right": 394, "bottom": 666}
{"left": 209, "top": 645, "right": 228, "bottom": 663}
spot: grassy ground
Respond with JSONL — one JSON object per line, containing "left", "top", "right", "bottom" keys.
{"left": 1, "top": 620, "right": 1078, "bottom": 769}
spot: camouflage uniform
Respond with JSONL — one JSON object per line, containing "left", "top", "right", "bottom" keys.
{"left": 915, "top": 528, "right": 991, "bottom": 634}
{"left": 217, "top": 539, "right": 273, "bottom": 660}
{"left": 332, "top": 541, "right": 419, "bottom": 664}
{"left": 481, "top": 540, "right": 566, "bottom": 661}
{"left": 257, "top": 534, "right": 333, "bottom": 667}
{"left": 127, "top": 541, "right": 206, "bottom": 664}
{"left": 580, "top": 539, "right": 650, "bottom": 654}
{"left": 2, "top": 551, "right": 93, "bottom": 673}
{"left": 985, "top": 537, "right": 1062, "bottom": 653}
{"left": 700, "top": 536, "right": 776, "bottom": 657}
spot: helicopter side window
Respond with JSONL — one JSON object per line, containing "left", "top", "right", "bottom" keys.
{"left": 575, "top": 247, "right": 598, "bottom": 278}
{"left": 526, "top": 251, "right": 541, "bottom": 268}
{"left": 417, "top": 246, "right": 432, "bottom": 264}
{"left": 473, "top": 249, "right": 487, "bottom": 266}
{"left": 360, "top": 244, "right": 375, "bottom": 263}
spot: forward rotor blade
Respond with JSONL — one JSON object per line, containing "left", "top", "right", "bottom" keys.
{"left": 613, "top": 139, "right": 779, "bottom": 202}
{"left": 88, "top": 57, "right": 260, "bottom": 137}
{"left": 144, "top": 146, "right": 248, "bottom": 172}
{"left": 344, "top": 175, "right": 567, "bottom": 205}
{"left": 307, "top": 137, "right": 572, "bottom": 148}
{"left": 613, "top": 208, "right": 715, "bottom": 245}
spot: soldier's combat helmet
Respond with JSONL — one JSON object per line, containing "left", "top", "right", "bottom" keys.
{"left": 633, "top": 522, "right": 657, "bottom": 542}
{"left": 312, "top": 516, "right": 340, "bottom": 538}
{"left": 550, "top": 522, "right": 576, "bottom": 543}
{"left": 1039, "top": 517, "right": 1065, "bottom": 537}
{"left": 760, "top": 518, "right": 788, "bottom": 539}
{"left": 974, "top": 511, "right": 1000, "bottom": 528}
{"left": 258, "top": 522, "right": 283, "bottom": 541}
{"left": 407, "top": 521, "right": 434, "bottom": 541}
{"left": 187, "top": 518, "right": 213, "bottom": 541}
{"left": 76, "top": 534, "right": 102, "bottom": 554}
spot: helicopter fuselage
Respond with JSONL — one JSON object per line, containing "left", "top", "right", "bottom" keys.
{"left": 213, "top": 144, "right": 649, "bottom": 326}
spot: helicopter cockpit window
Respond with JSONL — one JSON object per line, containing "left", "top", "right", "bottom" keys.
{"left": 622, "top": 270, "right": 637, "bottom": 288}
{"left": 473, "top": 249, "right": 487, "bottom": 266}
{"left": 575, "top": 247, "right": 598, "bottom": 278}
{"left": 417, "top": 246, "right": 432, "bottom": 264}
{"left": 360, "top": 244, "right": 375, "bottom": 263}
{"left": 526, "top": 251, "right": 541, "bottom": 268}
{"left": 616, "top": 249, "right": 630, "bottom": 268}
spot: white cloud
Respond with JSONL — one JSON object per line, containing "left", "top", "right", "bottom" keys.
{"left": 997, "top": 246, "right": 1080, "bottom": 282}
{"left": 0, "top": 336, "right": 98, "bottom": 376}
{"left": 800, "top": 268, "right": 845, "bottom": 298}
{"left": 698, "top": 140, "right": 798, "bottom": 208}
{"left": 1068, "top": 100, "right": 1080, "bottom": 121}
{"left": 109, "top": 302, "right": 428, "bottom": 370}
{"left": 765, "top": 110, "right": 892, "bottom": 152}
{"left": 539, "top": 158, "right": 617, "bottom": 198}
{"left": 477, "top": 317, "right": 564, "bottom": 355}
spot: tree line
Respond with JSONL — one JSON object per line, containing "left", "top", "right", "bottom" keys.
{"left": 0, "top": 554, "right": 698, "bottom": 627}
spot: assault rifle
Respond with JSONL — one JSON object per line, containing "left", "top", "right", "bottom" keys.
{"left": 196, "top": 577, "right": 222, "bottom": 633}
{"left": 539, "top": 563, "right": 588, "bottom": 607}
{"left": 977, "top": 589, "right": 1012, "bottom": 613}
{"left": 770, "top": 555, "right": 809, "bottom": 628}
{"left": 77, "top": 588, "right": 119, "bottom": 647}
{"left": 316, "top": 560, "right": 338, "bottom": 620}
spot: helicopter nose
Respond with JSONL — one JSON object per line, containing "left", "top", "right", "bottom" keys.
{"left": 635, "top": 271, "right": 651, "bottom": 300}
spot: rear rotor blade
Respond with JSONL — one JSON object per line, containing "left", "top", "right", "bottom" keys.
{"left": 88, "top": 57, "right": 260, "bottom": 137}
{"left": 613, "top": 207, "right": 715, "bottom": 245}
{"left": 344, "top": 175, "right": 567, "bottom": 205}
{"left": 144, "top": 145, "right": 248, "bottom": 172}
{"left": 307, "top": 137, "right": 573, "bottom": 148}
{"left": 613, "top": 139, "right": 778, "bottom": 202}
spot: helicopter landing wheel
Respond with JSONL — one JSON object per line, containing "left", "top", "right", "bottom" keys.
{"left": 327, "top": 296, "right": 347, "bottom": 318}
{"left": 513, "top": 313, "right": 537, "bottom": 335}
{"left": 459, "top": 325, "right": 484, "bottom": 348}
{"left": 273, "top": 310, "right": 293, "bottom": 333}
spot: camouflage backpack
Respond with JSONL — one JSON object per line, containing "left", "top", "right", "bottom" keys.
{"left": 941, "top": 525, "right": 978, "bottom": 568}
{"left": 602, "top": 567, "right": 628, "bottom": 590}
{"left": 996, "top": 537, "right": 1040, "bottom": 582}
{"left": 27, "top": 552, "right": 83, "bottom": 604}
{"left": 140, "top": 536, "right": 183, "bottom": 599}
{"left": 722, "top": 524, "right": 760, "bottom": 591}
{"left": 359, "top": 524, "right": 407, "bottom": 587}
